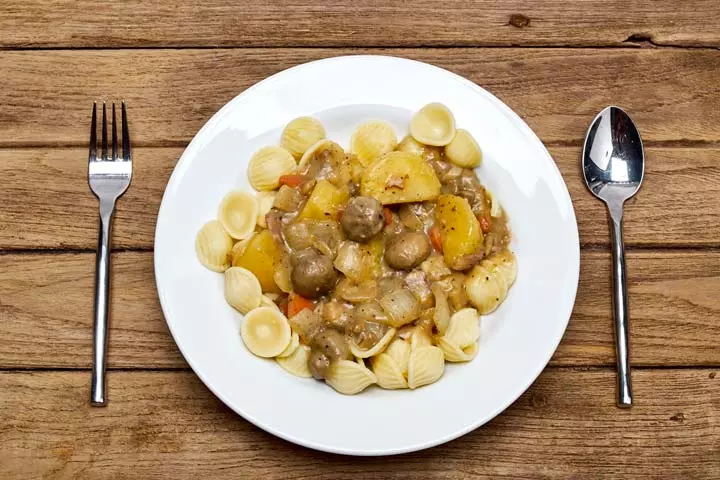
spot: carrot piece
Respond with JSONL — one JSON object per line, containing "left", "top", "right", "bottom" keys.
{"left": 479, "top": 215, "right": 491, "bottom": 234}
{"left": 278, "top": 174, "right": 306, "bottom": 188}
{"left": 383, "top": 207, "right": 394, "bottom": 226}
{"left": 429, "top": 226, "right": 443, "bottom": 253}
{"left": 287, "top": 293, "right": 314, "bottom": 318}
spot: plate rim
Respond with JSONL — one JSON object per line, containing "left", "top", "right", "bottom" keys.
{"left": 154, "top": 54, "right": 580, "bottom": 456}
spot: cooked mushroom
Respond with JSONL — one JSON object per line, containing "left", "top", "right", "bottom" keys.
{"left": 340, "top": 196, "right": 385, "bottom": 242}
{"left": 308, "top": 349, "right": 331, "bottom": 380}
{"left": 384, "top": 231, "right": 431, "bottom": 270}
{"left": 291, "top": 252, "right": 338, "bottom": 298}
{"left": 313, "top": 328, "right": 351, "bottom": 361}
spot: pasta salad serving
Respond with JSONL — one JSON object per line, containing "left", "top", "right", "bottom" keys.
{"left": 195, "top": 103, "right": 517, "bottom": 395}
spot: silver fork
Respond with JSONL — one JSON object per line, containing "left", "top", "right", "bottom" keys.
{"left": 88, "top": 102, "right": 132, "bottom": 406}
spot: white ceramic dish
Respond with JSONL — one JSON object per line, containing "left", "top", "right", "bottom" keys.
{"left": 154, "top": 55, "right": 579, "bottom": 456}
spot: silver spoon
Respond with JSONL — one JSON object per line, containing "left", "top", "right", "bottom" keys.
{"left": 582, "top": 106, "right": 645, "bottom": 408}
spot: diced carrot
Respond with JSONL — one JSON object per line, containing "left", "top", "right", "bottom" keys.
{"left": 479, "top": 215, "right": 491, "bottom": 234}
{"left": 383, "top": 207, "right": 394, "bottom": 226}
{"left": 287, "top": 293, "right": 314, "bottom": 318}
{"left": 429, "top": 226, "right": 443, "bottom": 253}
{"left": 278, "top": 174, "right": 306, "bottom": 188}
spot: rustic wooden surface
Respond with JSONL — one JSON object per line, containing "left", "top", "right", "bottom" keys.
{"left": 0, "top": 1, "right": 718, "bottom": 478}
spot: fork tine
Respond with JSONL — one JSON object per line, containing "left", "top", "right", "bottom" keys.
{"left": 122, "top": 102, "right": 131, "bottom": 161}
{"left": 89, "top": 103, "right": 97, "bottom": 162}
{"left": 111, "top": 103, "right": 118, "bottom": 161}
{"left": 101, "top": 102, "right": 108, "bottom": 160}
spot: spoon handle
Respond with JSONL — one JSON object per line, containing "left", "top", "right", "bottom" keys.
{"left": 609, "top": 203, "right": 633, "bottom": 407}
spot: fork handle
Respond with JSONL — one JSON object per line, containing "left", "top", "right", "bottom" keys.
{"left": 91, "top": 199, "right": 115, "bottom": 406}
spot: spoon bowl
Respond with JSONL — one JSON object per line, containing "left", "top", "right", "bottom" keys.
{"left": 582, "top": 106, "right": 645, "bottom": 408}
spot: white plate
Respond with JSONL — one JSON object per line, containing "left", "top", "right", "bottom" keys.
{"left": 154, "top": 55, "right": 579, "bottom": 455}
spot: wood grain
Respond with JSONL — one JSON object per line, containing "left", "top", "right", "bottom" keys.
{"left": 0, "top": 369, "right": 717, "bottom": 479}
{"left": 2, "top": 1, "right": 720, "bottom": 48}
{"left": 0, "top": 49, "right": 719, "bottom": 147}
{"left": 1, "top": 250, "right": 718, "bottom": 369}
{"left": 2, "top": 146, "right": 719, "bottom": 250}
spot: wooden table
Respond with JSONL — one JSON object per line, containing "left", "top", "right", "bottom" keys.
{"left": 1, "top": 1, "right": 718, "bottom": 478}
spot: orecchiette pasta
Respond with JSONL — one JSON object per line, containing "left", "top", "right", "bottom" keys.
{"left": 255, "top": 191, "right": 277, "bottom": 228}
{"left": 371, "top": 353, "right": 408, "bottom": 389}
{"left": 260, "top": 294, "right": 282, "bottom": 312}
{"left": 350, "top": 121, "right": 398, "bottom": 166}
{"left": 277, "top": 331, "right": 300, "bottom": 358}
{"left": 465, "top": 251, "right": 517, "bottom": 314}
{"left": 281, "top": 116, "right": 326, "bottom": 159}
{"left": 248, "top": 145, "right": 297, "bottom": 191}
{"left": 410, "top": 103, "right": 456, "bottom": 146}
{"left": 240, "top": 307, "right": 292, "bottom": 358}
{"left": 445, "top": 129, "right": 482, "bottom": 168}
{"left": 298, "top": 139, "right": 344, "bottom": 170}
{"left": 225, "top": 267, "right": 262, "bottom": 314}
{"left": 325, "top": 360, "right": 377, "bottom": 395}
{"left": 276, "top": 344, "right": 313, "bottom": 378}
{"left": 407, "top": 346, "right": 445, "bottom": 389}
{"left": 195, "top": 220, "right": 233, "bottom": 272}
{"left": 349, "top": 328, "right": 396, "bottom": 358}
{"left": 217, "top": 190, "right": 259, "bottom": 239}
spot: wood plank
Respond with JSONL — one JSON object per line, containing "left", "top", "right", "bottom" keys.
{"left": 0, "top": 369, "right": 717, "bottom": 478}
{"left": 0, "top": 250, "right": 718, "bottom": 369}
{"left": 2, "top": 1, "right": 719, "bottom": 48}
{"left": 0, "top": 49, "right": 718, "bottom": 146}
{"left": 2, "top": 146, "right": 719, "bottom": 250}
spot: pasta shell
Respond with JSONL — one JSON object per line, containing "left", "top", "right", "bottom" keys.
{"left": 325, "top": 359, "right": 377, "bottom": 395}
{"left": 443, "top": 308, "right": 480, "bottom": 349}
{"left": 350, "top": 121, "right": 398, "bottom": 166}
{"left": 224, "top": 267, "right": 262, "bottom": 314}
{"left": 240, "top": 307, "right": 291, "bottom": 358}
{"left": 407, "top": 346, "right": 445, "bottom": 389}
{"left": 276, "top": 331, "right": 300, "bottom": 358}
{"left": 465, "top": 251, "right": 517, "bottom": 314}
{"left": 350, "top": 328, "right": 396, "bottom": 358}
{"left": 195, "top": 220, "right": 233, "bottom": 272}
{"left": 276, "top": 344, "right": 312, "bottom": 378}
{"left": 281, "top": 116, "right": 326, "bottom": 160}
{"left": 248, "top": 146, "right": 297, "bottom": 191}
{"left": 217, "top": 190, "right": 259, "bottom": 240}
{"left": 371, "top": 353, "right": 408, "bottom": 389}
{"left": 410, "top": 103, "right": 456, "bottom": 146}
{"left": 255, "top": 191, "right": 277, "bottom": 228}
{"left": 410, "top": 326, "right": 433, "bottom": 350}
{"left": 384, "top": 338, "right": 411, "bottom": 375}
{"left": 445, "top": 129, "right": 482, "bottom": 168}
{"left": 436, "top": 336, "right": 479, "bottom": 362}
{"left": 298, "top": 139, "right": 345, "bottom": 170}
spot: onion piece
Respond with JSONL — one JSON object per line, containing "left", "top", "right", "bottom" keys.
{"left": 379, "top": 288, "right": 422, "bottom": 328}
{"left": 431, "top": 283, "right": 451, "bottom": 335}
